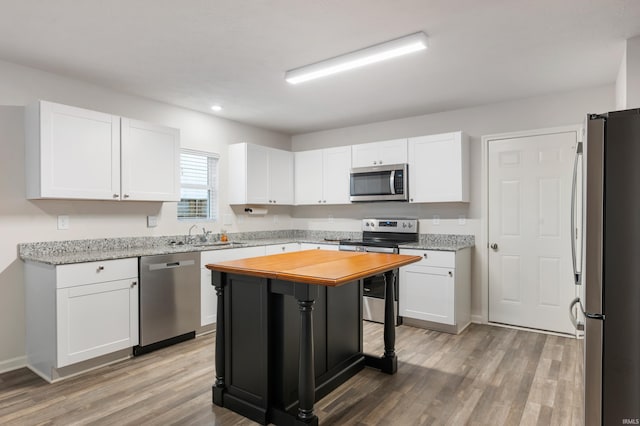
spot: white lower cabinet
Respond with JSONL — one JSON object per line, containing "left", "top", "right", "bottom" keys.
{"left": 399, "top": 248, "right": 471, "bottom": 334}
{"left": 298, "top": 243, "right": 339, "bottom": 251}
{"left": 200, "top": 246, "right": 266, "bottom": 326}
{"left": 265, "top": 243, "right": 300, "bottom": 255}
{"left": 25, "top": 258, "right": 139, "bottom": 382}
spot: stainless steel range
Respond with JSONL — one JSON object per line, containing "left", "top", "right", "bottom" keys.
{"left": 339, "top": 218, "right": 418, "bottom": 324}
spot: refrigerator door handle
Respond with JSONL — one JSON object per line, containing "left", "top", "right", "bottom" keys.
{"left": 569, "top": 297, "right": 584, "bottom": 331}
{"left": 571, "top": 296, "right": 605, "bottom": 322}
{"left": 570, "top": 142, "right": 583, "bottom": 285}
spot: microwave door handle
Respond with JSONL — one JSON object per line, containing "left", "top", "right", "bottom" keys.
{"left": 389, "top": 170, "right": 396, "bottom": 195}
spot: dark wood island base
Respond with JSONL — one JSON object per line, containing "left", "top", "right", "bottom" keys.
{"left": 207, "top": 251, "right": 421, "bottom": 425}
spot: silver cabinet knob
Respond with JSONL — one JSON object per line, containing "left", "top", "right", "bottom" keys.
{"left": 123, "top": 194, "right": 130, "bottom": 199}
{"left": 490, "top": 243, "right": 498, "bottom": 250}
{"left": 423, "top": 253, "right": 428, "bottom": 258}
{"left": 97, "top": 266, "right": 104, "bottom": 272}
{"left": 323, "top": 200, "right": 327, "bottom": 203}
{"left": 131, "top": 281, "right": 137, "bottom": 288}
{"left": 113, "top": 194, "right": 119, "bottom": 199}
{"left": 373, "top": 161, "right": 377, "bottom": 165}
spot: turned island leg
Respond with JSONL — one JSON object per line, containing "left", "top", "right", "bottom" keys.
{"left": 295, "top": 284, "right": 318, "bottom": 426}
{"left": 381, "top": 269, "right": 398, "bottom": 374}
{"left": 212, "top": 272, "right": 225, "bottom": 405}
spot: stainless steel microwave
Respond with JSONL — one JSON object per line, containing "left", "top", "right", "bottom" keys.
{"left": 349, "top": 164, "right": 408, "bottom": 202}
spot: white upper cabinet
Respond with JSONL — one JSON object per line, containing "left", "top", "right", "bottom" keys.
{"left": 351, "top": 139, "right": 407, "bottom": 168}
{"left": 25, "top": 100, "right": 180, "bottom": 201}
{"left": 295, "top": 146, "right": 351, "bottom": 205}
{"left": 268, "top": 147, "right": 294, "bottom": 205}
{"left": 26, "top": 101, "right": 121, "bottom": 200}
{"left": 408, "top": 131, "right": 469, "bottom": 203}
{"left": 121, "top": 118, "right": 180, "bottom": 201}
{"left": 228, "top": 143, "right": 293, "bottom": 205}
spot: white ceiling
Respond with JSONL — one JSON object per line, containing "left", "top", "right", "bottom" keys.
{"left": 1, "top": 0, "right": 640, "bottom": 135}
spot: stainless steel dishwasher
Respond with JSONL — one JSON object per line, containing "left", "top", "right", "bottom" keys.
{"left": 135, "top": 252, "right": 200, "bottom": 355}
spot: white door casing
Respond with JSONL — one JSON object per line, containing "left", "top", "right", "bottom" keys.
{"left": 487, "top": 129, "right": 578, "bottom": 334}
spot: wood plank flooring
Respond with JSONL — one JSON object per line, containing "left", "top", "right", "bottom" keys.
{"left": 0, "top": 323, "right": 583, "bottom": 425}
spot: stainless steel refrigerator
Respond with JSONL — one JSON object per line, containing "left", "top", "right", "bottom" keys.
{"left": 573, "top": 109, "right": 640, "bottom": 425}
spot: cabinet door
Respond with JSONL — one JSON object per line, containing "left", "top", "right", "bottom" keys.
{"left": 294, "top": 150, "right": 323, "bottom": 205}
{"left": 120, "top": 118, "right": 180, "bottom": 201}
{"left": 322, "top": 146, "right": 352, "bottom": 204}
{"left": 265, "top": 243, "right": 299, "bottom": 255}
{"left": 408, "top": 132, "right": 468, "bottom": 203}
{"left": 56, "top": 279, "right": 138, "bottom": 367}
{"left": 378, "top": 139, "right": 408, "bottom": 165}
{"left": 351, "top": 139, "right": 407, "bottom": 167}
{"left": 351, "top": 143, "right": 381, "bottom": 167}
{"left": 34, "top": 101, "right": 120, "bottom": 200}
{"left": 399, "top": 265, "right": 455, "bottom": 325}
{"left": 246, "top": 144, "right": 270, "bottom": 204}
{"left": 299, "top": 243, "right": 339, "bottom": 251}
{"left": 268, "top": 148, "right": 293, "bottom": 205}
{"left": 200, "top": 246, "right": 266, "bottom": 326}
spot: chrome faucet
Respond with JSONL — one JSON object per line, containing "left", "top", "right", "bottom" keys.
{"left": 200, "top": 227, "right": 212, "bottom": 242}
{"left": 188, "top": 224, "right": 198, "bottom": 243}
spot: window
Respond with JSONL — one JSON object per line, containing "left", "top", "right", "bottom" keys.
{"left": 178, "top": 149, "right": 219, "bottom": 221}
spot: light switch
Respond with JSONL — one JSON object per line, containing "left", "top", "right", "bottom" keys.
{"left": 223, "top": 214, "right": 233, "bottom": 226}
{"left": 57, "top": 215, "right": 69, "bottom": 230}
{"left": 432, "top": 215, "right": 440, "bottom": 225}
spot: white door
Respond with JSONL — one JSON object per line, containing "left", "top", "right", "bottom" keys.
{"left": 488, "top": 131, "right": 577, "bottom": 334}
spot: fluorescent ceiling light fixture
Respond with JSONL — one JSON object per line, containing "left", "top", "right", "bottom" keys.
{"left": 285, "top": 32, "right": 428, "bottom": 85}
{"left": 211, "top": 105, "right": 223, "bottom": 112}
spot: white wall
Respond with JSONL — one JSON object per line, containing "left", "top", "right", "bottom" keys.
{"left": 627, "top": 35, "right": 640, "bottom": 108}
{"left": 0, "top": 59, "right": 293, "bottom": 370}
{"left": 616, "top": 47, "right": 627, "bottom": 110}
{"left": 292, "top": 85, "right": 615, "bottom": 322}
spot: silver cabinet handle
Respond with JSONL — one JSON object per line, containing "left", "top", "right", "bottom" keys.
{"left": 490, "top": 243, "right": 498, "bottom": 250}
{"left": 113, "top": 194, "right": 119, "bottom": 198}
{"left": 448, "top": 271, "right": 453, "bottom": 277}
{"left": 131, "top": 281, "right": 137, "bottom": 288}
{"left": 123, "top": 194, "right": 130, "bottom": 199}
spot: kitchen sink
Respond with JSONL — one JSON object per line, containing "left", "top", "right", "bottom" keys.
{"left": 190, "top": 241, "right": 247, "bottom": 248}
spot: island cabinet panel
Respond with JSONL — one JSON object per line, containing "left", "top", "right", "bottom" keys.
{"left": 218, "top": 273, "right": 363, "bottom": 423}
{"left": 225, "top": 274, "right": 270, "bottom": 415}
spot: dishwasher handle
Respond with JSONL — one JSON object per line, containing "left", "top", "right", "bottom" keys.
{"left": 148, "top": 259, "right": 196, "bottom": 271}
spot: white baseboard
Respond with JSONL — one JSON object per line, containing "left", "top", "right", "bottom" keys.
{"left": 471, "top": 314, "right": 484, "bottom": 324}
{"left": 0, "top": 356, "right": 27, "bottom": 374}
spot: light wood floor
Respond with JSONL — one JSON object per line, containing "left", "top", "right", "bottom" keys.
{"left": 0, "top": 323, "right": 583, "bottom": 425}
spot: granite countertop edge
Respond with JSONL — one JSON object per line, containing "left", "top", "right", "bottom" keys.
{"left": 19, "top": 233, "right": 475, "bottom": 266}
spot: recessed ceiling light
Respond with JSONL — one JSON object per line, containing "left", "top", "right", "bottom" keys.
{"left": 211, "top": 105, "right": 223, "bottom": 112}
{"left": 285, "top": 32, "right": 428, "bottom": 85}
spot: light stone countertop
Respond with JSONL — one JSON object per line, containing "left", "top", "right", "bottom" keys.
{"left": 19, "top": 231, "right": 474, "bottom": 266}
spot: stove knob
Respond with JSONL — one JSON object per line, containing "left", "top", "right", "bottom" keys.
{"left": 365, "top": 222, "right": 370, "bottom": 227}
{"left": 408, "top": 223, "right": 413, "bottom": 228}
{"left": 403, "top": 223, "right": 407, "bottom": 228}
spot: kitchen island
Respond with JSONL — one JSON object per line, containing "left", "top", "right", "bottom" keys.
{"left": 206, "top": 249, "right": 421, "bottom": 425}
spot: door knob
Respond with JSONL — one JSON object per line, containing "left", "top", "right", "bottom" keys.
{"left": 490, "top": 243, "right": 498, "bottom": 250}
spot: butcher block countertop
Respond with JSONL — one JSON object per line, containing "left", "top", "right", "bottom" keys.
{"left": 206, "top": 249, "right": 422, "bottom": 287}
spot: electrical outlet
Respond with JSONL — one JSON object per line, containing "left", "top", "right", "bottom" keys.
{"left": 273, "top": 214, "right": 279, "bottom": 223}
{"left": 57, "top": 215, "right": 69, "bottom": 230}
{"left": 432, "top": 215, "right": 440, "bottom": 225}
{"left": 147, "top": 215, "right": 158, "bottom": 228}
{"left": 223, "top": 214, "right": 233, "bottom": 226}
{"left": 458, "top": 215, "right": 466, "bottom": 225}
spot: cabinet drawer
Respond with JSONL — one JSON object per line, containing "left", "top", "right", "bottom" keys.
{"left": 57, "top": 258, "right": 138, "bottom": 288}
{"left": 400, "top": 249, "right": 455, "bottom": 268}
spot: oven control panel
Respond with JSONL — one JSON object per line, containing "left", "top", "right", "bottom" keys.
{"left": 361, "top": 218, "right": 418, "bottom": 233}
